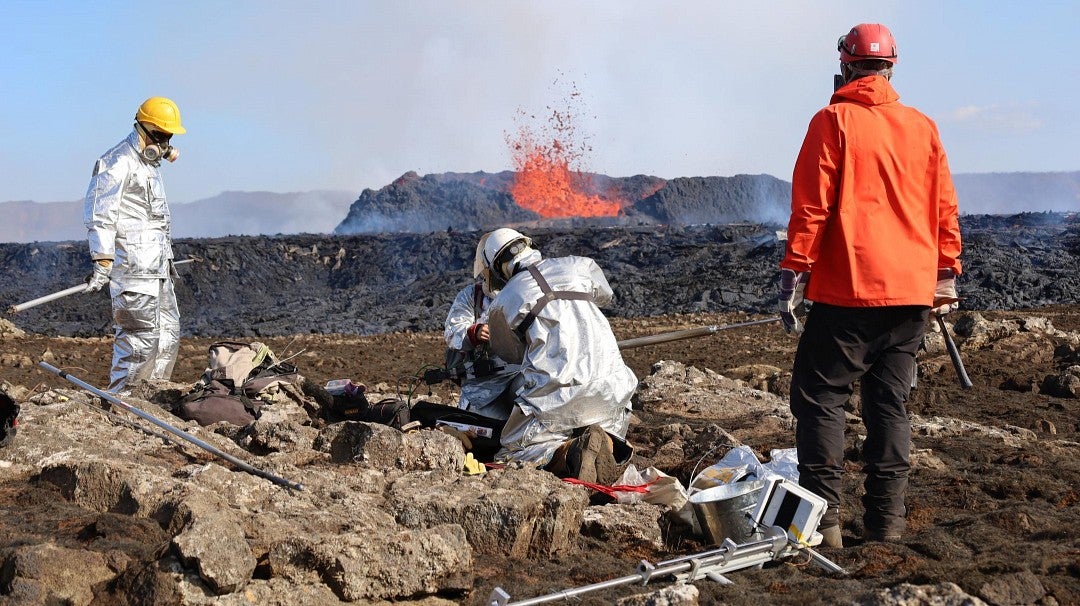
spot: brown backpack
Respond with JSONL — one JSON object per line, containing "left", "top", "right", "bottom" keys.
{"left": 177, "top": 341, "right": 301, "bottom": 426}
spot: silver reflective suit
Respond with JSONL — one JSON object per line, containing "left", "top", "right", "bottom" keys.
{"left": 444, "top": 283, "right": 521, "bottom": 420}
{"left": 486, "top": 255, "right": 637, "bottom": 464}
{"left": 84, "top": 130, "right": 180, "bottom": 392}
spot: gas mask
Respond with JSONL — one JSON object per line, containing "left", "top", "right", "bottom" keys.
{"left": 136, "top": 123, "right": 180, "bottom": 164}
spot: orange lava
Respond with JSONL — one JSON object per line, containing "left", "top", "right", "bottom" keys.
{"left": 506, "top": 89, "right": 622, "bottom": 218}
{"left": 510, "top": 150, "right": 621, "bottom": 218}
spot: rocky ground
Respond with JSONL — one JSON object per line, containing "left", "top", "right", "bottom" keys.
{"left": 0, "top": 303, "right": 1078, "bottom": 605}
{"left": 0, "top": 215, "right": 1077, "bottom": 605}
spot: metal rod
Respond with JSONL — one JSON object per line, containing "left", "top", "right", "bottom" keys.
{"left": 8, "top": 284, "right": 87, "bottom": 314}
{"left": 496, "top": 572, "right": 654, "bottom": 606}
{"left": 7, "top": 258, "right": 196, "bottom": 315}
{"left": 38, "top": 362, "right": 303, "bottom": 491}
{"left": 936, "top": 315, "right": 973, "bottom": 389}
{"left": 490, "top": 529, "right": 791, "bottom": 605}
{"left": 617, "top": 317, "right": 781, "bottom": 350}
{"left": 804, "top": 546, "right": 848, "bottom": 576}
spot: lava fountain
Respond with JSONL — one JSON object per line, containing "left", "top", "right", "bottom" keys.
{"left": 506, "top": 87, "right": 623, "bottom": 218}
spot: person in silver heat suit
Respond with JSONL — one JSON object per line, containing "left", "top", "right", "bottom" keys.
{"left": 442, "top": 233, "right": 523, "bottom": 420}
{"left": 83, "top": 97, "right": 186, "bottom": 393}
{"left": 444, "top": 281, "right": 521, "bottom": 421}
{"left": 480, "top": 228, "right": 638, "bottom": 466}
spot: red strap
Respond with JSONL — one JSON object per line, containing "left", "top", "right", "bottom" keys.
{"left": 466, "top": 323, "right": 484, "bottom": 346}
{"left": 561, "top": 477, "right": 658, "bottom": 497}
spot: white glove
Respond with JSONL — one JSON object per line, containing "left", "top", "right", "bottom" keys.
{"left": 932, "top": 269, "right": 959, "bottom": 316}
{"left": 778, "top": 269, "right": 810, "bottom": 334}
{"left": 84, "top": 260, "right": 112, "bottom": 293}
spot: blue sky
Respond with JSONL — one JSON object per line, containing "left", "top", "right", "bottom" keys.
{"left": 2, "top": 1, "right": 1077, "bottom": 208}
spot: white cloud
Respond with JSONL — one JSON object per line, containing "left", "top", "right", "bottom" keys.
{"left": 944, "top": 103, "right": 1043, "bottom": 134}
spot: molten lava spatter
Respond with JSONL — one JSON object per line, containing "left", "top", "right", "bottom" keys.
{"left": 510, "top": 149, "right": 621, "bottom": 218}
{"left": 507, "top": 88, "right": 622, "bottom": 218}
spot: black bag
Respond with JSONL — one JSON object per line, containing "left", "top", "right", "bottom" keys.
{"left": 325, "top": 391, "right": 372, "bottom": 422}
{"left": 362, "top": 398, "right": 412, "bottom": 429}
{"left": 0, "top": 391, "right": 19, "bottom": 448}
{"left": 408, "top": 401, "right": 505, "bottom": 462}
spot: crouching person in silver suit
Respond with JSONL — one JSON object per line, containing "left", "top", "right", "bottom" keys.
{"left": 83, "top": 97, "right": 186, "bottom": 393}
{"left": 479, "top": 228, "right": 637, "bottom": 485}
{"left": 443, "top": 232, "right": 527, "bottom": 421}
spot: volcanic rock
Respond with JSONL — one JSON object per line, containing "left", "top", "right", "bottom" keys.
{"left": 582, "top": 502, "right": 666, "bottom": 552}
{"left": 0, "top": 319, "right": 24, "bottom": 340}
{"left": 977, "top": 570, "right": 1046, "bottom": 605}
{"left": 0, "top": 306, "right": 1078, "bottom": 603}
{"left": 386, "top": 466, "right": 587, "bottom": 558}
{"left": 0, "top": 206, "right": 1078, "bottom": 604}
{"left": 616, "top": 583, "right": 700, "bottom": 606}
{"left": 636, "top": 360, "right": 793, "bottom": 430}
{"left": 629, "top": 174, "right": 790, "bottom": 225}
{"left": 1, "top": 214, "right": 1077, "bottom": 339}
{"left": 0, "top": 543, "right": 114, "bottom": 606}
{"left": 335, "top": 171, "right": 538, "bottom": 234}
{"left": 859, "top": 582, "right": 987, "bottom": 605}
{"left": 334, "top": 171, "right": 788, "bottom": 235}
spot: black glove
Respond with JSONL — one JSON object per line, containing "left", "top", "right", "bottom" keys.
{"left": 777, "top": 269, "right": 810, "bottom": 334}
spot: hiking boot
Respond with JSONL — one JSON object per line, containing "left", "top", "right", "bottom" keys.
{"left": 564, "top": 425, "right": 619, "bottom": 485}
{"left": 818, "top": 524, "right": 844, "bottom": 549}
{"left": 863, "top": 529, "right": 902, "bottom": 543}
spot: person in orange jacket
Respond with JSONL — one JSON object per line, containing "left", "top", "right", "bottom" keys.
{"left": 778, "top": 23, "right": 962, "bottom": 548}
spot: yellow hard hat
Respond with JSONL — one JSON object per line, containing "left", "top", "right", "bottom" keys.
{"left": 135, "top": 97, "right": 186, "bottom": 134}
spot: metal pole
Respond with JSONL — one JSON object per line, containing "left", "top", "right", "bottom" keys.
{"left": 38, "top": 362, "right": 303, "bottom": 491}
{"left": 617, "top": 317, "right": 781, "bottom": 350}
{"left": 8, "top": 284, "right": 87, "bottom": 314}
{"left": 489, "top": 529, "right": 790, "bottom": 605}
{"left": 7, "top": 258, "right": 196, "bottom": 315}
{"left": 805, "top": 545, "right": 848, "bottom": 576}
{"left": 937, "top": 315, "right": 973, "bottom": 389}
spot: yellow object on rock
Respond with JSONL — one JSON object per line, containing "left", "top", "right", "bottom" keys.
{"left": 463, "top": 452, "right": 486, "bottom": 475}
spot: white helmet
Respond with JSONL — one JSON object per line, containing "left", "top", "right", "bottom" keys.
{"left": 480, "top": 228, "right": 537, "bottom": 287}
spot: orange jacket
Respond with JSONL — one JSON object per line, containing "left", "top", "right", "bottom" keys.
{"left": 782, "top": 75, "right": 962, "bottom": 307}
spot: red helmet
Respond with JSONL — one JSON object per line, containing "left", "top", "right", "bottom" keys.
{"left": 838, "top": 23, "right": 897, "bottom": 64}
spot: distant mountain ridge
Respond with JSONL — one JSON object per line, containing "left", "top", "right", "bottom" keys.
{"left": 1, "top": 190, "right": 354, "bottom": 244}
{"left": 335, "top": 170, "right": 1080, "bottom": 235}
{"left": 5, "top": 170, "right": 1076, "bottom": 244}
{"left": 334, "top": 171, "right": 790, "bottom": 234}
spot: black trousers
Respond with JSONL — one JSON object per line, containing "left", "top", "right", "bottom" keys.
{"left": 790, "top": 303, "right": 928, "bottom": 534}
